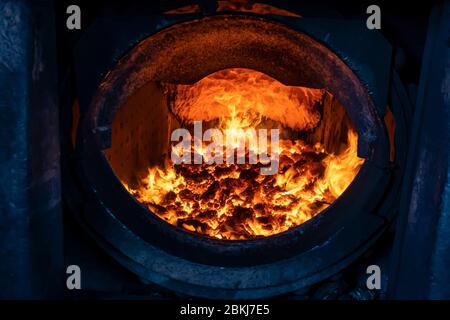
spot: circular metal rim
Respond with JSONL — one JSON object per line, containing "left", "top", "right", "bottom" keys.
{"left": 65, "top": 13, "right": 411, "bottom": 298}
{"left": 77, "top": 14, "right": 391, "bottom": 267}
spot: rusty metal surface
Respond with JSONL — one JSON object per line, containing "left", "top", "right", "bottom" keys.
{"left": 86, "top": 15, "right": 386, "bottom": 160}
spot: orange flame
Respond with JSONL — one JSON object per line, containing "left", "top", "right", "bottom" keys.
{"left": 123, "top": 69, "right": 364, "bottom": 240}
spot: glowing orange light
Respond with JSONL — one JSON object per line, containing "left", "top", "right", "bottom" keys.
{"left": 124, "top": 68, "right": 364, "bottom": 240}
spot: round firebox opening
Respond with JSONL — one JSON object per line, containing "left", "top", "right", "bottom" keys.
{"left": 69, "top": 14, "right": 406, "bottom": 298}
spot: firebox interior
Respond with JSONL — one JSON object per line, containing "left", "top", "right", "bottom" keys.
{"left": 105, "top": 68, "right": 364, "bottom": 240}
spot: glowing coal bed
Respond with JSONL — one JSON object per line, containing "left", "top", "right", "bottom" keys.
{"left": 116, "top": 68, "right": 363, "bottom": 240}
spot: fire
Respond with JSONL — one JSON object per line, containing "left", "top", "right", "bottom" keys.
{"left": 123, "top": 69, "right": 364, "bottom": 240}
{"left": 170, "top": 68, "right": 323, "bottom": 131}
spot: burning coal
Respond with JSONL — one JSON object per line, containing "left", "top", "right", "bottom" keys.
{"left": 123, "top": 68, "right": 364, "bottom": 240}
{"left": 170, "top": 120, "right": 280, "bottom": 175}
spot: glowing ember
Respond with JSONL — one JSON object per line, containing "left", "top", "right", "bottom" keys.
{"left": 123, "top": 69, "right": 364, "bottom": 240}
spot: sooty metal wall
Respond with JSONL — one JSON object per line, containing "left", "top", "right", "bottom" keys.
{"left": 1, "top": 0, "right": 449, "bottom": 300}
